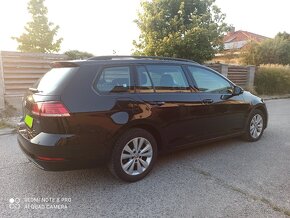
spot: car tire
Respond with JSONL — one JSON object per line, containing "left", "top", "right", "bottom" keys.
{"left": 243, "top": 109, "right": 265, "bottom": 142}
{"left": 108, "top": 128, "right": 157, "bottom": 182}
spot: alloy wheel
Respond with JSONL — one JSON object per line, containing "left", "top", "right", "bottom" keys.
{"left": 120, "top": 137, "right": 153, "bottom": 176}
{"left": 250, "top": 114, "right": 264, "bottom": 139}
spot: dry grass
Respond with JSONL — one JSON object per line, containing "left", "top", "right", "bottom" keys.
{"left": 255, "top": 64, "right": 290, "bottom": 95}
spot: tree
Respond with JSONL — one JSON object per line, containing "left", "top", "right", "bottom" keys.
{"left": 276, "top": 31, "right": 290, "bottom": 40}
{"left": 242, "top": 32, "right": 290, "bottom": 65}
{"left": 133, "top": 0, "right": 229, "bottom": 63}
{"left": 12, "top": 0, "right": 62, "bottom": 53}
{"left": 64, "top": 50, "right": 94, "bottom": 60}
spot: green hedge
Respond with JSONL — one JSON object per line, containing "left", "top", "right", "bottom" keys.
{"left": 255, "top": 64, "right": 290, "bottom": 95}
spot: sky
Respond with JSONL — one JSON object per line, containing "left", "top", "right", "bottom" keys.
{"left": 0, "top": 0, "right": 290, "bottom": 55}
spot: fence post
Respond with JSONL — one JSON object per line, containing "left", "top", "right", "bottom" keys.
{"left": 0, "top": 51, "right": 5, "bottom": 110}
{"left": 247, "top": 66, "right": 255, "bottom": 90}
{"left": 220, "top": 64, "right": 228, "bottom": 78}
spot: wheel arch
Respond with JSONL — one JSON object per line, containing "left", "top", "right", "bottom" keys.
{"left": 254, "top": 104, "right": 268, "bottom": 129}
{"left": 111, "top": 122, "right": 164, "bottom": 153}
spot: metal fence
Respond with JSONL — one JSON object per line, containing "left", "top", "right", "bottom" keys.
{"left": 0, "top": 51, "right": 255, "bottom": 110}
{"left": 0, "top": 51, "right": 67, "bottom": 110}
{"left": 0, "top": 51, "right": 67, "bottom": 96}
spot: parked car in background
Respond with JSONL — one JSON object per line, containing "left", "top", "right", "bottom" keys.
{"left": 17, "top": 56, "right": 268, "bottom": 182}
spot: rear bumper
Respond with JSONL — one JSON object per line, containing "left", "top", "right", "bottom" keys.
{"left": 17, "top": 126, "right": 109, "bottom": 171}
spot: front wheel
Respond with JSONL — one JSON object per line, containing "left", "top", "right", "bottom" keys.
{"left": 108, "top": 128, "right": 157, "bottom": 182}
{"left": 243, "top": 109, "right": 265, "bottom": 142}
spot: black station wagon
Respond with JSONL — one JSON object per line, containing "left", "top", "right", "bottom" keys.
{"left": 17, "top": 56, "right": 268, "bottom": 182}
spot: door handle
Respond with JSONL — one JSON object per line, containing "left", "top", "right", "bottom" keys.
{"left": 203, "top": 99, "right": 214, "bottom": 104}
{"left": 148, "top": 101, "right": 165, "bottom": 106}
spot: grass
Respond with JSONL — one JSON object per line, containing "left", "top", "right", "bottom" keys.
{"left": 255, "top": 64, "right": 290, "bottom": 95}
{"left": 0, "top": 120, "right": 6, "bottom": 129}
{"left": 0, "top": 120, "right": 15, "bottom": 129}
{"left": 0, "top": 102, "right": 19, "bottom": 129}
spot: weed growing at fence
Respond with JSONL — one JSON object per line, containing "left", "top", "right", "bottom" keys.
{"left": 255, "top": 64, "right": 290, "bottom": 95}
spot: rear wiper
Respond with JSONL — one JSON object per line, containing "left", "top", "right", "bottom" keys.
{"left": 29, "top": 88, "right": 42, "bottom": 93}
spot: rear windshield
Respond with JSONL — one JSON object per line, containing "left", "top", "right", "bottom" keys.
{"left": 33, "top": 67, "right": 77, "bottom": 94}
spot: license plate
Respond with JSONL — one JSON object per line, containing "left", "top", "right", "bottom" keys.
{"left": 24, "top": 114, "right": 33, "bottom": 128}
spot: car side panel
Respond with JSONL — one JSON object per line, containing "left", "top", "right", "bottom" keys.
{"left": 197, "top": 93, "right": 250, "bottom": 138}
{"left": 132, "top": 93, "right": 205, "bottom": 149}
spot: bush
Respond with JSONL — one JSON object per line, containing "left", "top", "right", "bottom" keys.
{"left": 64, "top": 50, "right": 94, "bottom": 60}
{"left": 242, "top": 32, "right": 290, "bottom": 66}
{"left": 255, "top": 64, "right": 290, "bottom": 95}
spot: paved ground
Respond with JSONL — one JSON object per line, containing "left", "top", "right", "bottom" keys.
{"left": 0, "top": 99, "right": 289, "bottom": 218}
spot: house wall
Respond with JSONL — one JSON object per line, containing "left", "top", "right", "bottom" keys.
{"left": 224, "top": 40, "right": 248, "bottom": 50}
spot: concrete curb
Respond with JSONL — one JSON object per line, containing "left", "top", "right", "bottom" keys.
{"left": 263, "top": 95, "right": 290, "bottom": 101}
{"left": 0, "top": 128, "right": 16, "bottom": 136}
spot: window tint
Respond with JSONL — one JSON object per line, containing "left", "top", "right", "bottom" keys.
{"left": 136, "top": 66, "right": 154, "bottom": 93}
{"left": 188, "top": 66, "right": 232, "bottom": 94}
{"left": 146, "top": 65, "right": 190, "bottom": 92}
{"left": 95, "top": 67, "right": 131, "bottom": 93}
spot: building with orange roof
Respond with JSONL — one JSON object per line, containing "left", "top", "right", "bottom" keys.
{"left": 211, "top": 28, "right": 270, "bottom": 64}
{"left": 224, "top": 28, "right": 270, "bottom": 50}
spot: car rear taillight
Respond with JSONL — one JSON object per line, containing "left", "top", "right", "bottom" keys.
{"left": 32, "top": 102, "right": 70, "bottom": 117}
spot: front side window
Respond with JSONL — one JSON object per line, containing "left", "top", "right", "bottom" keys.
{"left": 188, "top": 66, "right": 232, "bottom": 94}
{"left": 95, "top": 67, "right": 132, "bottom": 93}
{"left": 145, "top": 65, "right": 190, "bottom": 92}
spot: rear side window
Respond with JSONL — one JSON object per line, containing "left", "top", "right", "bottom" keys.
{"left": 95, "top": 67, "right": 132, "bottom": 93}
{"left": 145, "top": 65, "right": 190, "bottom": 92}
{"left": 35, "top": 67, "right": 76, "bottom": 94}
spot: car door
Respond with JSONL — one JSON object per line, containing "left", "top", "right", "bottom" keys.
{"left": 187, "top": 65, "right": 249, "bottom": 139}
{"left": 133, "top": 64, "right": 204, "bottom": 149}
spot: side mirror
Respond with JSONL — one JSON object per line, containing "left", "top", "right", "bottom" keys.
{"left": 233, "top": 86, "right": 244, "bottom": 96}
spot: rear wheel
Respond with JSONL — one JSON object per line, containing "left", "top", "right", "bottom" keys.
{"left": 243, "top": 109, "right": 265, "bottom": 141}
{"left": 108, "top": 128, "right": 157, "bottom": 182}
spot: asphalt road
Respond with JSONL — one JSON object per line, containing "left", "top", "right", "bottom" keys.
{"left": 0, "top": 99, "right": 290, "bottom": 218}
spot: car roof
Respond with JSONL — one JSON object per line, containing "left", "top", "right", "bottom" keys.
{"left": 53, "top": 56, "right": 201, "bottom": 67}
